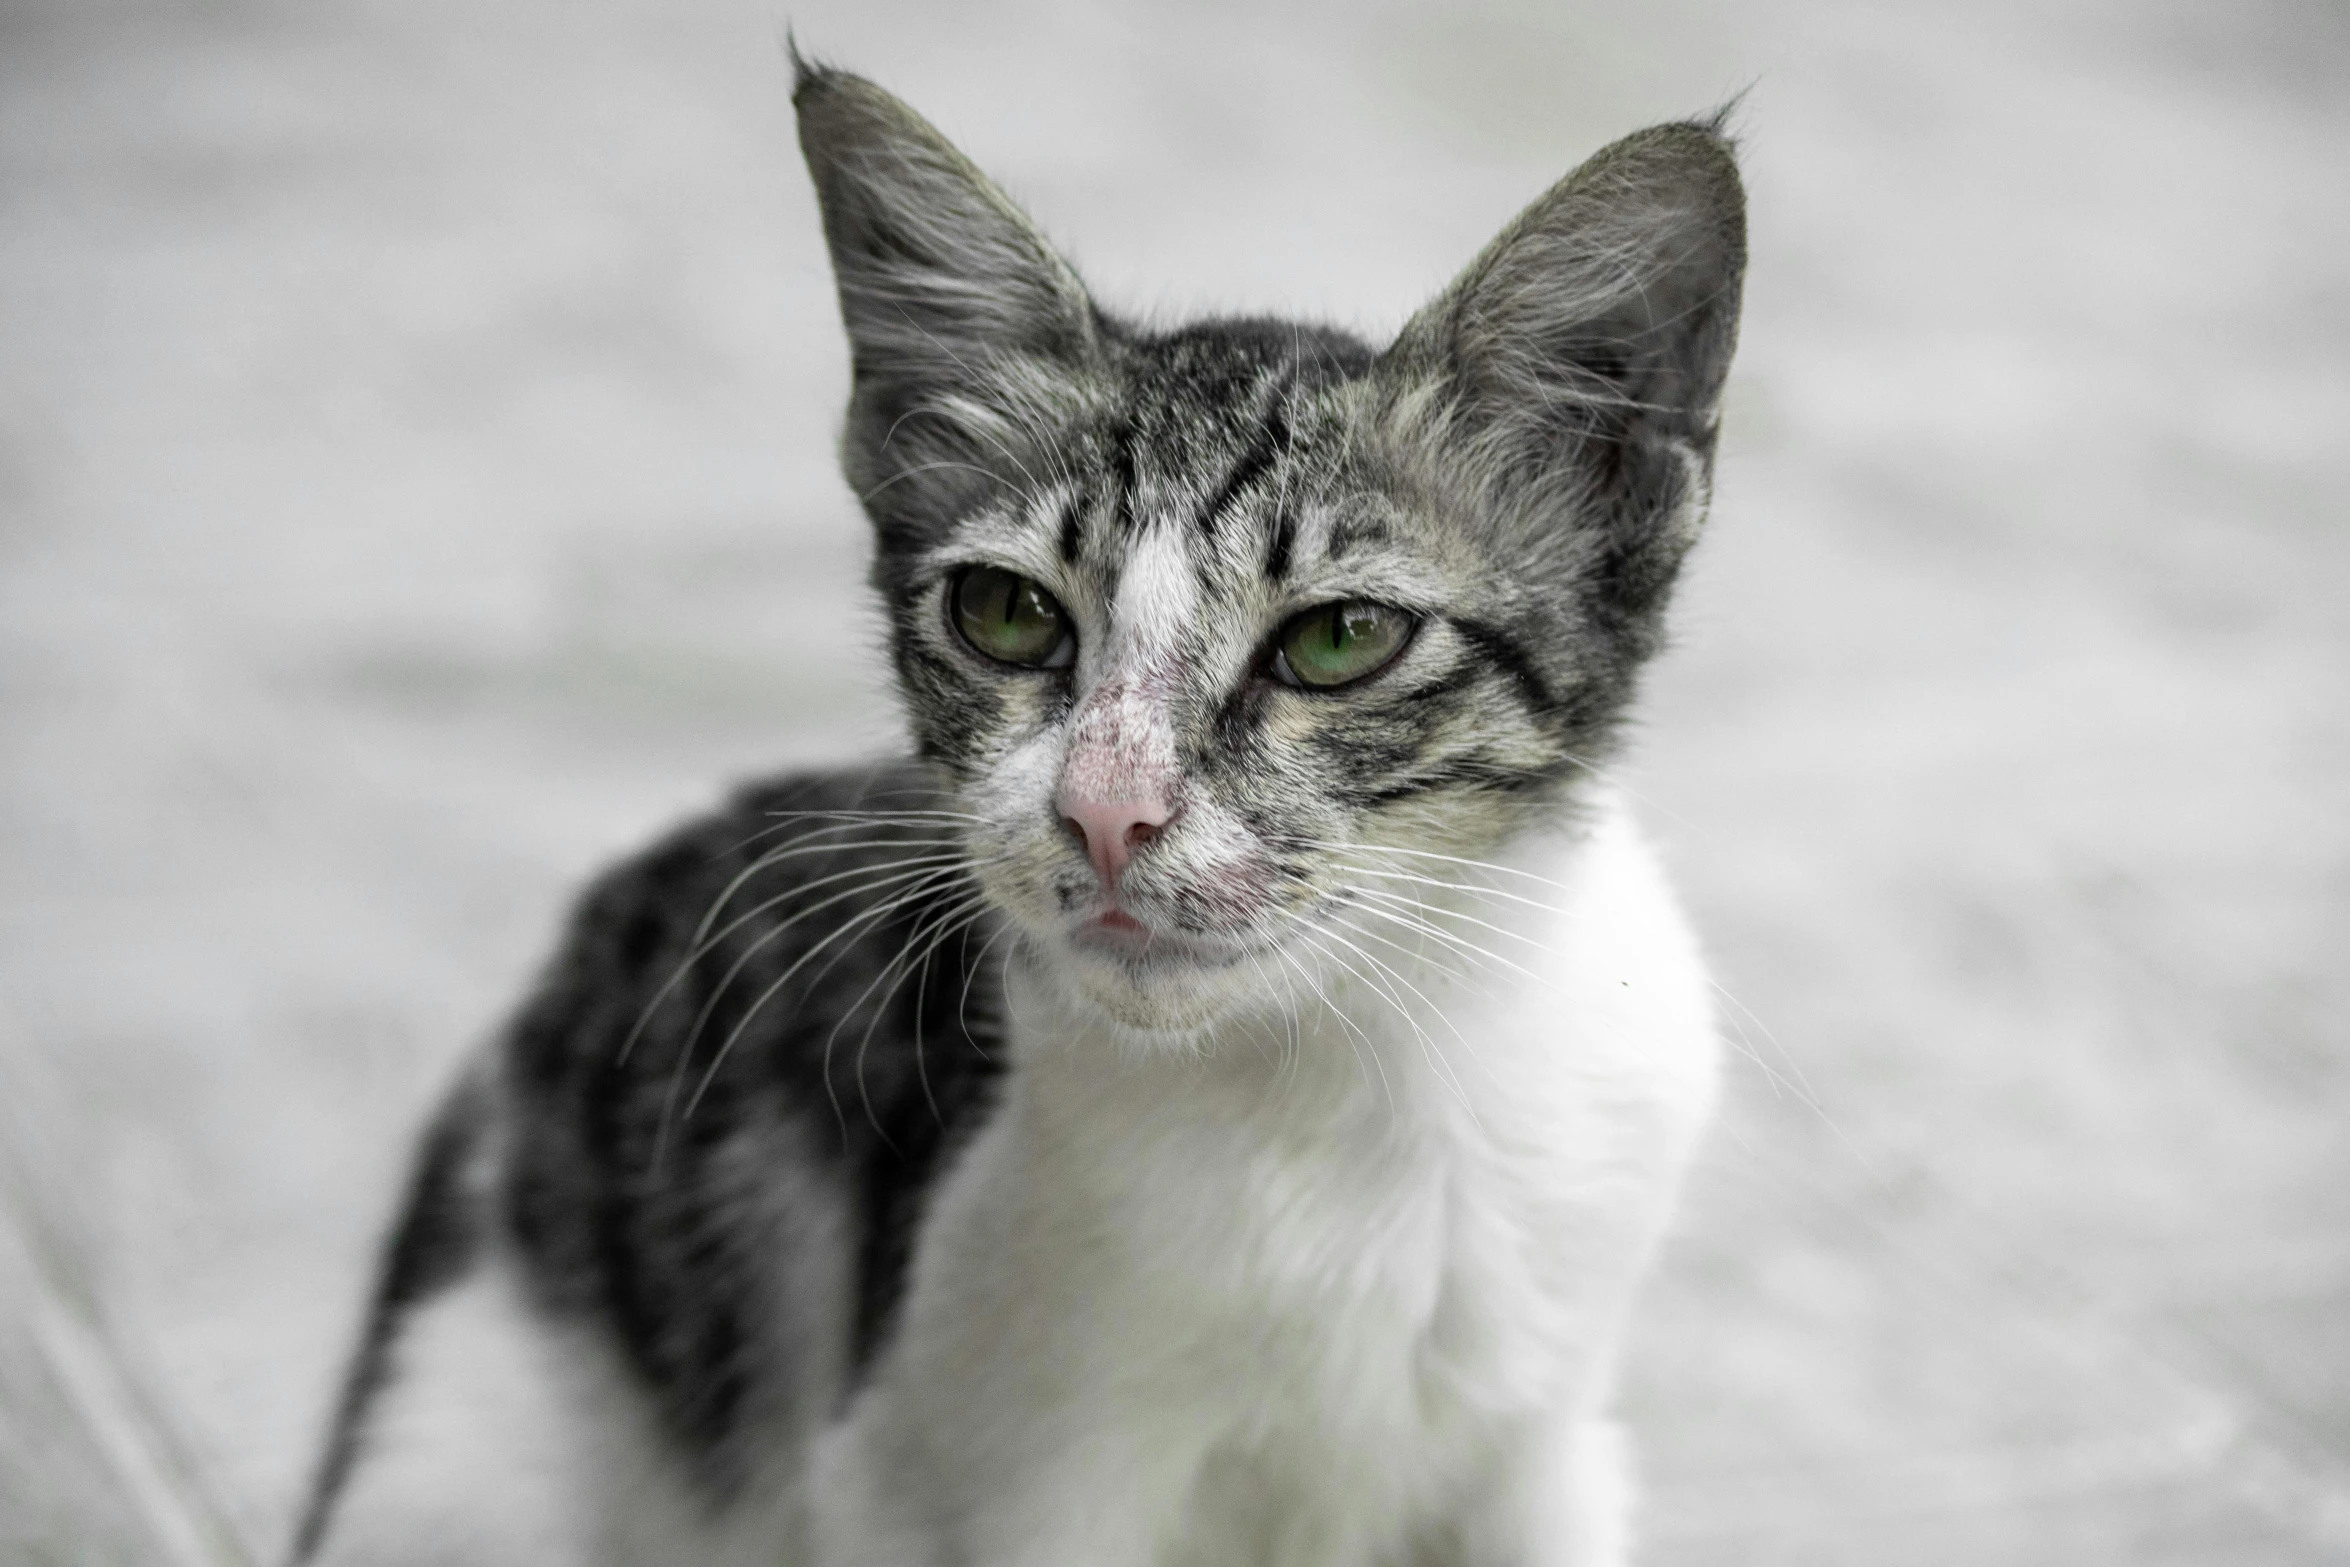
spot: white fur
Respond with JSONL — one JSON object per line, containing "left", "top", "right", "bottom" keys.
{"left": 311, "top": 1260, "right": 808, "bottom": 1567}
{"left": 310, "top": 1269, "right": 644, "bottom": 1567}
{"left": 315, "top": 796, "right": 1713, "bottom": 1566}
{"left": 811, "top": 795, "right": 1714, "bottom": 1566}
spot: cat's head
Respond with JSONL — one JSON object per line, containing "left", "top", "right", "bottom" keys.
{"left": 795, "top": 63, "right": 1743, "bottom": 1040}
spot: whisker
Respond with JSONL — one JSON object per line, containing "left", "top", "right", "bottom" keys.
{"left": 1327, "top": 860, "right": 1578, "bottom": 921}
{"left": 1284, "top": 913, "right": 1481, "bottom": 1123}
{"left": 1315, "top": 908, "right": 1476, "bottom": 993}
{"left": 1271, "top": 938, "right": 1393, "bottom": 1116}
{"left": 662, "top": 863, "right": 976, "bottom": 1154}
{"left": 1268, "top": 833, "right": 1580, "bottom": 895}
{"left": 861, "top": 457, "right": 1036, "bottom": 508}
{"left": 621, "top": 851, "right": 976, "bottom": 1066}
{"left": 718, "top": 804, "right": 980, "bottom": 860}
{"left": 1345, "top": 894, "right": 1823, "bottom": 1112}
{"left": 1343, "top": 893, "right": 1549, "bottom": 989}
{"left": 1293, "top": 925, "right": 1467, "bottom": 1120}
{"left": 898, "top": 906, "right": 990, "bottom": 1129}
{"left": 757, "top": 806, "right": 988, "bottom": 825}
{"left": 831, "top": 890, "right": 998, "bottom": 1143}
{"left": 695, "top": 834, "right": 968, "bottom": 946}
{"left": 1343, "top": 893, "right": 1556, "bottom": 988}
{"left": 955, "top": 917, "right": 1015, "bottom": 1060}
{"left": 662, "top": 864, "right": 982, "bottom": 1146}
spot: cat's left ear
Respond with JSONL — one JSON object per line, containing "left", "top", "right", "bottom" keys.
{"left": 1382, "top": 119, "right": 1745, "bottom": 603}
{"left": 794, "top": 60, "right": 1100, "bottom": 533}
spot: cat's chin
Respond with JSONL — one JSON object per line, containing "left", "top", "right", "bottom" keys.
{"left": 1044, "top": 931, "right": 1261, "bottom": 1043}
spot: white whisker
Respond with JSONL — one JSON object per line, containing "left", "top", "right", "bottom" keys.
{"left": 664, "top": 863, "right": 981, "bottom": 1147}
{"left": 623, "top": 851, "right": 979, "bottom": 1066}
{"left": 1287, "top": 918, "right": 1481, "bottom": 1126}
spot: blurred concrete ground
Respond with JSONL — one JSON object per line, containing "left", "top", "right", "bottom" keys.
{"left": 1, "top": 0, "right": 2344, "bottom": 1561}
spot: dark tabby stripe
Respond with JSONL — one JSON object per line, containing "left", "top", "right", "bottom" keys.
{"left": 1263, "top": 506, "right": 1297, "bottom": 581}
{"left": 1108, "top": 417, "right": 1139, "bottom": 534}
{"left": 1446, "top": 616, "right": 1562, "bottom": 722}
{"left": 1197, "top": 397, "right": 1289, "bottom": 538}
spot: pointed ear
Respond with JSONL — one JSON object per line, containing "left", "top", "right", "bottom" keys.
{"left": 1384, "top": 120, "right": 1745, "bottom": 593}
{"left": 794, "top": 62, "right": 1098, "bottom": 532}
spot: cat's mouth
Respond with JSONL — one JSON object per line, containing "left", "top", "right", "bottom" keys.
{"left": 1067, "top": 910, "right": 1243, "bottom": 970}
{"left": 1052, "top": 907, "right": 1263, "bottom": 1036}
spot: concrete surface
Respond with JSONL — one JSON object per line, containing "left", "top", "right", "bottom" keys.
{"left": 1, "top": 0, "right": 2344, "bottom": 1561}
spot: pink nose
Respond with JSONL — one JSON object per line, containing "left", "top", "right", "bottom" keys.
{"left": 1058, "top": 793, "right": 1172, "bottom": 893}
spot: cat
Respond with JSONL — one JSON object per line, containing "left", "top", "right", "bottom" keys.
{"left": 292, "top": 54, "right": 1744, "bottom": 1567}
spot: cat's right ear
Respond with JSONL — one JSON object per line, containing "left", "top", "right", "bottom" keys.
{"left": 794, "top": 60, "right": 1099, "bottom": 528}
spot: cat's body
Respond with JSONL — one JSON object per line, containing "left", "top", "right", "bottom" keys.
{"left": 297, "top": 59, "right": 1744, "bottom": 1567}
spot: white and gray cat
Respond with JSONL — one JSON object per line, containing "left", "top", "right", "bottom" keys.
{"left": 294, "top": 57, "right": 1745, "bottom": 1567}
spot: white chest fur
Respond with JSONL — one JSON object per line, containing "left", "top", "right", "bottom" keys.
{"left": 811, "top": 799, "right": 1717, "bottom": 1567}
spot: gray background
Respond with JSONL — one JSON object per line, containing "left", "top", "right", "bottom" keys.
{"left": 2, "top": 0, "right": 2344, "bottom": 1561}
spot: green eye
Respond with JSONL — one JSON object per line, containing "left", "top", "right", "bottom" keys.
{"left": 952, "top": 565, "right": 1074, "bottom": 668}
{"left": 1274, "top": 601, "right": 1416, "bottom": 689}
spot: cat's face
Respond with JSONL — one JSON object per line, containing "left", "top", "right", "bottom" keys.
{"left": 879, "top": 329, "right": 1589, "bottom": 1034}
{"left": 795, "top": 67, "right": 1744, "bottom": 1038}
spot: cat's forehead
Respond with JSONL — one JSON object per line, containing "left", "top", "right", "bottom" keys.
{"left": 1120, "top": 323, "right": 1370, "bottom": 454}
{"left": 1125, "top": 318, "right": 1377, "bottom": 402}
{"left": 1051, "top": 319, "right": 1389, "bottom": 580}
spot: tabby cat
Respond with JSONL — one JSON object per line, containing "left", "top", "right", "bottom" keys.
{"left": 295, "top": 56, "right": 1745, "bottom": 1567}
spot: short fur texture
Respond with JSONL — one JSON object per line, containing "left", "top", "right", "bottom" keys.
{"left": 296, "top": 58, "right": 1744, "bottom": 1567}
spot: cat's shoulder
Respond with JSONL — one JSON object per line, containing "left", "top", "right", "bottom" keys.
{"left": 566, "top": 757, "right": 957, "bottom": 937}
{"left": 508, "top": 757, "right": 961, "bottom": 1024}
{"left": 491, "top": 752, "right": 1003, "bottom": 1159}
